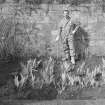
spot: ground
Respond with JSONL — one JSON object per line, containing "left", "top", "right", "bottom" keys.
{"left": 1, "top": 99, "right": 105, "bottom": 105}
{"left": 1, "top": 56, "right": 105, "bottom": 105}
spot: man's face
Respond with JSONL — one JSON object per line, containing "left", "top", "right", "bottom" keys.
{"left": 63, "top": 10, "right": 69, "bottom": 18}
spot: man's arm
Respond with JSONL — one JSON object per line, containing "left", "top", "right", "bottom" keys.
{"left": 71, "top": 22, "right": 80, "bottom": 34}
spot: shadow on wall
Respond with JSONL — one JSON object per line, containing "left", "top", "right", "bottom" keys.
{"left": 74, "top": 26, "right": 89, "bottom": 61}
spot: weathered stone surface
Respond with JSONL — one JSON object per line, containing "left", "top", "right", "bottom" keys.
{"left": 0, "top": 3, "right": 105, "bottom": 56}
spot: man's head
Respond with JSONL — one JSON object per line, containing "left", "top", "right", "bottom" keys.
{"left": 63, "top": 9, "right": 70, "bottom": 19}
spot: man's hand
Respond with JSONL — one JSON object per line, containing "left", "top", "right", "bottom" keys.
{"left": 72, "top": 25, "right": 79, "bottom": 34}
{"left": 55, "top": 35, "right": 59, "bottom": 41}
{"left": 72, "top": 30, "right": 76, "bottom": 34}
{"left": 55, "top": 27, "right": 62, "bottom": 42}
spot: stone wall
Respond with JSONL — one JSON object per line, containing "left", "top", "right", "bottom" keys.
{"left": 0, "top": 3, "right": 105, "bottom": 57}
{"left": 40, "top": 4, "right": 105, "bottom": 56}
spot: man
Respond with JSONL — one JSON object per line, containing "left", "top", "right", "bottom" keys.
{"left": 56, "top": 9, "right": 79, "bottom": 65}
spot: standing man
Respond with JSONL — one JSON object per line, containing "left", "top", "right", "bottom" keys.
{"left": 56, "top": 9, "right": 79, "bottom": 65}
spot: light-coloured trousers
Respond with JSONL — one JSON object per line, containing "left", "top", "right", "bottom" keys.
{"left": 62, "top": 34, "right": 75, "bottom": 60}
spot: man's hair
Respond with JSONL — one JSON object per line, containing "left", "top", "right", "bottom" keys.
{"left": 63, "top": 9, "right": 69, "bottom": 13}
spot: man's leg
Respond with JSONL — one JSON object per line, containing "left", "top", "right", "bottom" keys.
{"left": 68, "top": 35, "right": 75, "bottom": 64}
{"left": 62, "top": 38, "right": 70, "bottom": 61}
